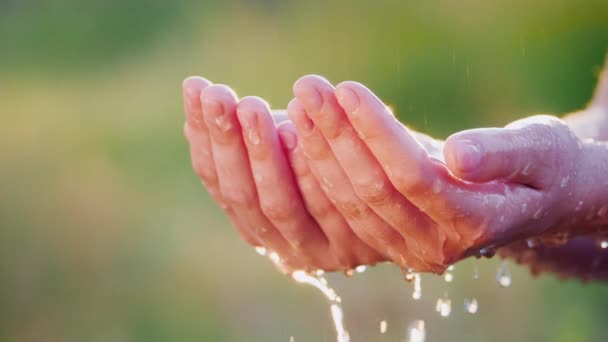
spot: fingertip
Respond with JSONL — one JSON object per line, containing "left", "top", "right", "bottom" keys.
{"left": 278, "top": 122, "right": 298, "bottom": 151}
{"left": 201, "top": 84, "right": 238, "bottom": 106}
{"left": 287, "top": 98, "right": 314, "bottom": 133}
{"left": 238, "top": 96, "right": 271, "bottom": 114}
{"left": 444, "top": 136, "right": 482, "bottom": 177}
{"left": 293, "top": 74, "right": 331, "bottom": 93}
{"left": 237, "top": 96, "right": 270, "bottom": 129}
{"left": 183, "top": 76, "right": 211, "bottom": 97}
{"left": 335, "top": 85, "right": 360, "bottom": 113}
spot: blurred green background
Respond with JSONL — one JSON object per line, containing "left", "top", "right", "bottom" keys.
{"left": 1, "top": 0, "right": 608, "bottom": 341}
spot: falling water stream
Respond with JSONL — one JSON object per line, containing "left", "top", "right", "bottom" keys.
{"left": 251, "top": 244, "right": 555, "bottom": 341}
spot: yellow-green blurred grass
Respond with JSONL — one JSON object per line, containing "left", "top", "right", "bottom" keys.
{"left": 1, "top": 0, "right": 608, "bottom": 341}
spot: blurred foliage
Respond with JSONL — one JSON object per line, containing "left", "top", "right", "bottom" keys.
{"left": 1, "top": 0, "right": 608, "bottom": 341}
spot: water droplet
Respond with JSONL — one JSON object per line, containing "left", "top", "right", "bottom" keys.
{"left": 479, "top": 246, "right": 496, "bottom": 258}
{"left": 255, "top": 246, "right": 267, "bottom": 256}
{"left": 496, "top": 261, "right": 512, "bottom": 288}
{"left": 576, "top": 201, "right": 584, "bottom": 212}
{"left": 253, "top": 172, "right": 264, "bottom": 183}
{"left": 289, "top": 336, "right": 294, "bottom": 342}
{"left": 560, "top": 176, "right": 569, "bottom": 188}
{"left": 464, "top": 298, "right": 479, "bottom": 314}
{"left": 526, "top": 238, "right": 539, "bottom": 248}
{"left": 473, "top": 262, "right": 479, "bottom": 280}
{"left": 402, "top": 268, "right": 415, "bottom": 283}
{"left": 314, "top": 269, "right": 325, "bottom": 277}
{"left": 407, "top": 320, "right": 426, "bottom": 342}
{"left": 355, "top": 265, "right": 367, "bottom": 273}
{"left": 431, "top": 180, "right": 442, "bottom": 194}
{"left": 214, "top": 115, "right": 233, "bottom": 132}
{"left": 412, "top": 273, "right": 422, "bottom": 300}
{"left": 533, "top": 208, "right": 543, "bottom": 220}
{"left": 443, "top": 265, "right": 454, "bottom": 283}
{"left": 247, "top": 129, "right": 260, "bottom": 145}
{"left": 521, "top": 203, "right": 528, "bottom": 214}
{"left": 344, "top": 269, "right": 355, "bottom": 278}
{"left": 598, "top": 205, "right": 608, "bottom": 218}
{"left": 379, "top": 320, "right": 388, "bottom": 334}
{"left": 435, "top": 296, "right": 452, "bottom": 317}
{"left": 521, "top": 162, "right": 532, "bottom": 176}
{"left": 600, "top": 240, "right": 608, "bottom": 249}
{"left": 321, "top": 177, "right": 334, "bottom": 189}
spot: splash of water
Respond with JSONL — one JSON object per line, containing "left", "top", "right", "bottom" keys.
{"left": 464, "top": 298, "right": 479, "bottom": 314}
{"left": 496, "top": 261, "right": 512, "bottom": 288}
{"left": 379, "top": 320, "right": 388, "bottom": 334}
{"left": 407, "top": 320, "right": 426, "bottom": 342}
{"left": 330, "top": 304, "right": 350, "bottom": 342}
{"left": 403, "top": 268, "right": 415, "bottom": 283}
{"left": 412, "top": 273, "right": 422, "bottom": 300}
{"left": 292, "top": 271, "right": 341, "bottom": 303}
{"left": 444, "top": 265, "right": 455, "bottom": 283}
{"left": 435, "top": 295, "right": 452, "bottom": 318}
{"left": 254, "top": 246, "right": 267, "bottom": 256}
{"left": 291, "top": 271, "right": 349, "bottom": 342}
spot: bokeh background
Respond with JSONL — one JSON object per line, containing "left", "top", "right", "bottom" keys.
{"left": 2, "top": 0, "right": 608, "bottom": 341}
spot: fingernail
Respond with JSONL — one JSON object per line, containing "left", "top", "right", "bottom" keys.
{"left": 279, "top": 129, "right": 297, "bottom": 150}
{"left": 185, "top": 86, "right": 198, "bottom": 98}
{"left": 336, "top": 87, "right": 359, "bottom": 113}
{"left": 299, "top": 113, "right": 314, "bottom": 132}
{"left": 294, "top": 86, "right": 322, "bottom": 113}
{"left": 455, "top": 140, "right": 481, "bottom": 173}
{"left": 238, "top": 109, "right": 260, "bottom": 145}
{"left": 204, "top": 98, "right": 233, "bottom": 133}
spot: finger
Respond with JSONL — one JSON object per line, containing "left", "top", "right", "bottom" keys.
{"left": 271, "top": 109, "right": 289, "bottom": 124}
{"left": 278, "top": 121, "right": 385, "bottom": 267}
{"left": 334, "top": 81, "right": 541, "bottom": 251}
{"left": 444, "top": 116, "right": 567, "bottom": 189}
{"left": 236, "top": 96, "right": 337, "bottom": 270}
{"left": 287, "top": 97, "right": 427, "bottom": 270}
{"left": 183, "top": 76, "right": 260, "bottom": 246}
{"left": 183, "top": 76, "right": 217, "bottom": 185}
{"left": 294, "top": 75, "right": 444, "bottom": 268}
{"left": 201, "top": 84, "right": 298, "bottom": 267}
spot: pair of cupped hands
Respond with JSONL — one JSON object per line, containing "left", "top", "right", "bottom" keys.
{"left": 183, "top": 74, "right": 590, "bottom": 274}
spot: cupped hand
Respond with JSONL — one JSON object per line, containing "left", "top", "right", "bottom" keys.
{"left": 287, "top": 75, "right": 587, "bottom": 272}
{"left": 182, "top": 76, "right": 383, "bottom": 273}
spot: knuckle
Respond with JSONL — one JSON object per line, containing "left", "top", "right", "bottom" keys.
{"left": 304, "top": 139, "right": 332, "bottom": 160}
{"left": 392, "top": 169, "right": 429, "bottom": 195}
{"left": 354, "top": 178, "right": 393, "bottom": 205}
{"left": 221, "top": 188, "right": 257, "bottom": 209}
{"left": 336, "top": 199, "right": 368, "bottom": 220}
{"left": 308, "top": 201, "right": 335, "bottom": 220}
{"left": 192, "top": 159, "right": 217, "bottom": 184}
{"left": 260, "top": 199, "right": 296, "bottom": 222}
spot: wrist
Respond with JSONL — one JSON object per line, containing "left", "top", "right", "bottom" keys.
{"left": 564, "top": 140, "right": 608, "bottom": 235}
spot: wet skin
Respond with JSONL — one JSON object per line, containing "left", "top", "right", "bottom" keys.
{"left": 183, "top": 62, "right": 608, "bottom": 275}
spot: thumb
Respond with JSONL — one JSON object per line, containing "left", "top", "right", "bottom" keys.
{"left": 443, "top": 119, "right": 562, "bottom": 188}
